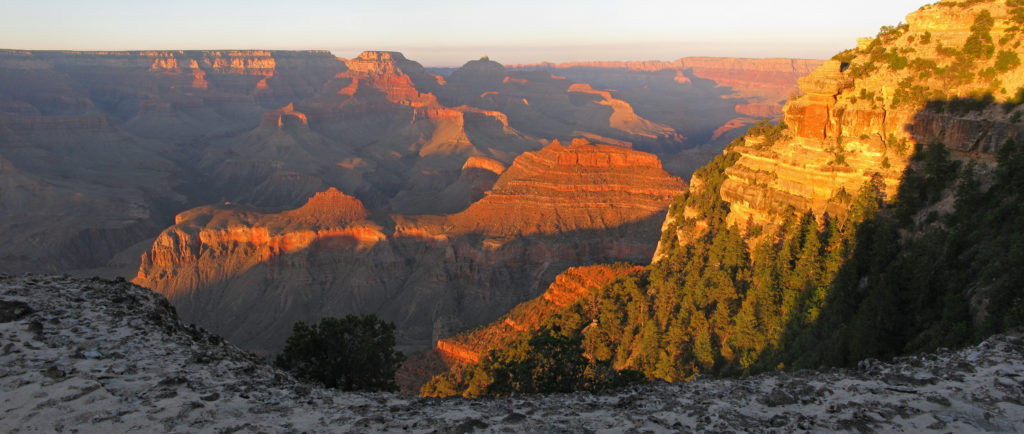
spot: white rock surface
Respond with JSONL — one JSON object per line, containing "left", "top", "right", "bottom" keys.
{"left": 2, "top": 274, "right": 1024, "bottom": 433}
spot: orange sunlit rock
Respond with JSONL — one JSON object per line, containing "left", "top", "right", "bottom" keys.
{"left": 444, "top": 138, "right": 685, "bottom": 238}
{"left": 656, "top": 2, "right": 1024, "bottom": 261}
{"left": 461, "top": 155, "right": 506, "bottom": 176}
{"left": 435, "top": 264, "right": 639, "bottom": 365}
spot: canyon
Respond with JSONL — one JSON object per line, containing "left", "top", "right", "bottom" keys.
{"left": 2, "top": 0, "right": 1024, "bottom": 427}
{"left": 0, "top": 49, "right": 813, "bottom": 273}
{"left": 135, "top": 139, "right": 685, "bottom": 354}
{"left": 507, "top": 58, "right": 823, "bottom": 155}
{"left": 0, "top": 48, "right": 813, "bottom": 356}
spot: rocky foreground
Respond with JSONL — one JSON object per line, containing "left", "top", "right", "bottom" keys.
{"left": 1, "top": 274, "right": 1023, "bottom": 433}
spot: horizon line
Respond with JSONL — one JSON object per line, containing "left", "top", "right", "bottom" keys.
{"left": 0, "top": 47, "right": 830, "bottom": 69}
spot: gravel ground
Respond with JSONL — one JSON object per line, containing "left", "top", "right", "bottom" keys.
{"left": 2, "top": 274, "right": 1023, "bottom": 433}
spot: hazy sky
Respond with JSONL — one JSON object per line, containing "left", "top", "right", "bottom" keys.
{"left": 1, "top": 0, "right": 930, "bottom": 66}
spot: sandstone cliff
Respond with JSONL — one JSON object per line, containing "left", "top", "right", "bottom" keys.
{"left": 292, "top": 51, "right": 541, "bottom": 212}
{"left": 442, "top": 139, "right": 685, "bottom": 238}
{"left": 658, "top": 0, "right": 1024, "bottom": 258}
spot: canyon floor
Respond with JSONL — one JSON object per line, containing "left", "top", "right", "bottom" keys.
{"left": 2, "top": 274, "right": 1023, "bottom": 433}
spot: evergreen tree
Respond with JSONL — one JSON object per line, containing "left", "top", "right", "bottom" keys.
{"left": 276, "top": 314, "right": 405, "bottom": 391}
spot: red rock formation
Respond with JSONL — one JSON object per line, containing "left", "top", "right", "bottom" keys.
{"left": 510, "top": 57, "right": 822, "bottom": 101}
{"left": 338, "top": 51, "right": 440, "bottom": 107}
{"left": 506, "top": 60, "right": 679, "bottom": 72}
{"left": 461, "top": 156, "right": 506, "bottom": 176}
{"left": 261, "top": 103, "right": 309, "bottom": 129}
{"left": 674, "top": 57, "right": 821, "bottom": 97}
{"left": 735, "top": 103, "right": 781, "bottom": 118}
{"left": 134, "top": 140, "right": 684, "bottom": 355}
{"left": 135, "top": 190, "right": 385, "bottom": 299}
{"left": 284, "top": 187, "right": 368, "bottom": 225}
{"left": 656, "top": 1, "right": 1024, "bottom": 259}
{"left": 503, "top": 56, "right": 823, "bottom": 154}
{"left": 445, "top": 138, "right": 686, "bottom": 238}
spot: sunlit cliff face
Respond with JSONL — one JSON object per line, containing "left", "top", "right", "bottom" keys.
{"left": 658, "top": 0, "right": 1024, "bottom": 257}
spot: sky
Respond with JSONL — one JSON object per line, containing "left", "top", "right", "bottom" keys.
{"left": 1, "top": 0, "right": 931, "bottom": 66}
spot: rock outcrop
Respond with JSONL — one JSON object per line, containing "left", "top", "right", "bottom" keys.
{"left": 444, "top": 139, "right": 685, "bottom": 238}
{"left": 3, "top": 274, "right": 1023, "bottom": 432}
{"left": 134, "top": 141, "right": 685, "bottom": 354}
{"left": 659, "top": 0, "right": 1024, "bottom": 254}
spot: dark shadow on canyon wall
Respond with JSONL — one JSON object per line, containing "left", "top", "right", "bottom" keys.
{"left": 756, "top": 98, "right": 1024, "bottom": 372}
{"left": 160, "top": 212, "right": 670, "bottom": 357}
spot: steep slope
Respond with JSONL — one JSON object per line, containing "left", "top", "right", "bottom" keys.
{"left": 389, "top": 155, "right": 507, "bottom": 214}
{"left": 4, "top": 274, "right": 1023, "bottom": 432}
{"left": 652, "top": 0, "right": 1024, "bottom": 373}
{"left": 408, "top": 263, "right": 639, "bottom": 395}
{"left": 671, "top": 0, "right": 1024, "bottom": 244}
{"left": 134, "top": 141, "right": 685, "bottom": 355}
{"left": 434, "top": 264, "right": 640, "bottom": 366}
{"left": 429, "top": 0, "right": 1024, "bottom": 395}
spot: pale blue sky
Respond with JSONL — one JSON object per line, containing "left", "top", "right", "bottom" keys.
{"left": 0, "top": 0, "right": 930, "bottom": 66}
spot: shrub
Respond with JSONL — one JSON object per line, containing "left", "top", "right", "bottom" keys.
{"left": 1011, "top": 0, "right": 1024, "bottom": 26}
{"left": 888, "top": 53, "right": 910, "bottom": 70}
{"left": 746, "top": 119, "right": 788, "bottom": 148}
{"left": 849, "top": 62, "right": 877, "bottom": 78}
{"left": 832, "top": 50, "right": 856, "bottom": 64}
{"left": 996, "top": 50, "right": 1021, "bottom": 72}
{"left": 935, "top": 42, "right": 956, "bottom": 57}
{"left": 275, "top": 314, "right": 405, "bottom": 391}
{"left": 962, "top": 10, "right": 996, "bottom": 59}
